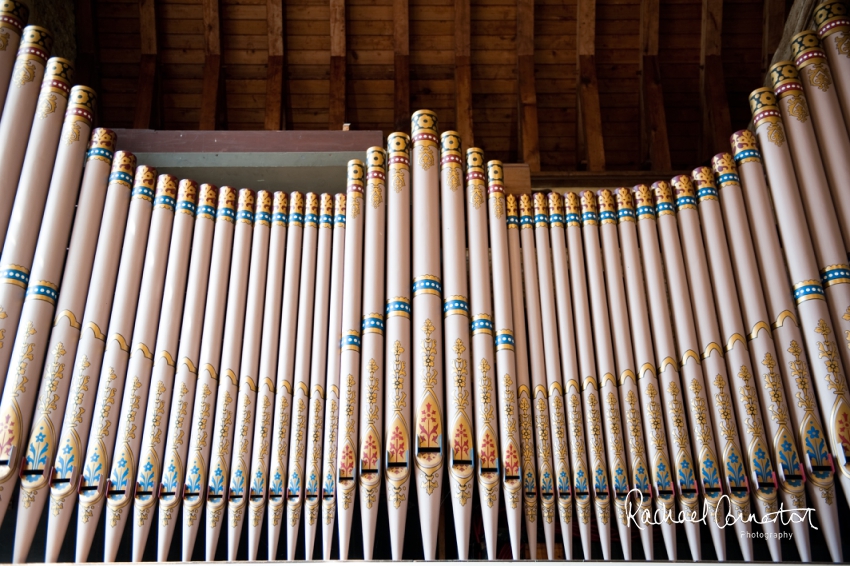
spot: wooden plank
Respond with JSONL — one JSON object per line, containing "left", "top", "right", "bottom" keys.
{"left": 455, "top": 60, "right": 473, "bottom": 148}
{"left": 266, "top": 0, "right": 286, "bottom": 129}
{"left": 199, "top": 54, "right": 221, "bottom": 130}
{"left": 703, "top": 54, "right": 731, "bottom": 155}
{"left": 134, "top": 0, "right": 159, "bottom": 129}
{"left": 577, "top": 55, "right": 605, "bottom": 171}
{"left": 107, "top": 129, "right": 384, "bottom": 153}
{"left": 531, "top": 170, "right": 688, "bottom": 189}
{"left": 203, "top": 0, "right": 221, "bottom": 57}
{"left": 200, "top": 0, "right": 222, "bottom": 130}
{"left": 329, "top": 56, "right": 347, "bottom": 129}
{"left": 762, "top": 0, "right": 785, "bottom": 71}
{"left": 516, "top": 0, "right": 539, "bottom": 171}
{"left": 134, "top": 54, "right": 157, "bottom": 129}
{"left": 139, "top": 0, "right": 157, "bottom": 57}
{"left": 393, "top": 0, "right": 409, "bottom": 131}
{"left": 641, "top": 55, "right": 671, "bottom": 170}
{"left": 503, "top": 163, "right": 531, "bottom": 194}
{"left": 75, "top": 0, "right": 101, "bottom": 121}
{"left": 455, "top": 0, "right": 473, "bottom": 150}
{"left": 265, "top": 55, "right": 286, "bottom": 129}
{"left": 329, "top": 0, "right": 346, "bottom": 129}
{"left": 699, "top": 0, "right": 729, "bottom": 157}
{"left": 638, "top": 0, "right": 670, "bottom": 170}
{"left": 576, "top": 0, "right": 605, "bottom": 171}
{"left": 768, "top": 0, "right": 816, "bottom": 74}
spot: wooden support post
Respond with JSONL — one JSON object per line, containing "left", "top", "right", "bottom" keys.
{"left": 266, "top": 0, "right": 286, "bottom": 130}
{"left": 766, "top": 0, "right": 818, "bottom": 74}
{"left": 576, "top": 0, "right": 605, "bottom": 171}
{"left": 700, "top": 0, "right": 730, "bottom": 158}
{"left": 75, "top": 0, "right": 101, "bottom": 121}
{"left": 762, "top": 0, "right": 785, "bottom": 72}
{"left": 455, "top": 0, "right": 473, "bottom": 151}
{"left": 639, "top": 0, "right": 671, "bottom": 170}
{"left": 703, "top": 55, "right": 731, "bottom": 153}
{"left": 394, "top": 0, "right": 410, "bottom": 132}
{"left": 329, "top": 0, "right": 346, "bottom": 130}
{"left": 134, "top": 0, "right": 158, "bottom": 129}
{"left": 200, "top": 0, "right": 222, "bottom": 130}
{"left": 516, "top": 0, "right": 540, "bottom": 171}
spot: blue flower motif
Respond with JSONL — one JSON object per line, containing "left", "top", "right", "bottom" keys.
{"left": 256, "top": 470, "right": 263, "bottom": 480}
{"left": 658, "top": 462, "right": 666, "bottom": 472}
{"left": 637, "top": 465, "right": 645, "bottom": 476}
{"left": 144, "top": 461, "right": 153, "bottom": 472}
{"left": 215, "top": 468, "right": 223, "bottom": 477}
{"left": 35, "top": 433, "right": 45, "bottom": 443}
{"left": 90, "top": 453, "right": 100, "bottom": 462}
{"left": 275, "top": 471, "right": 281, "bottom": 481}
{"left": 755, "top": 448, "right": 766, "bottom": 461}
{"left": 118, "top": 457, "right": 127, "bottom": 468}
{"left": 729, "top": 453, "right": 739, "bottom": 464}
{"left": 63, "top": 445, "right": 73, "bottom": 455}
{"left": 704, "top": 458, "right": 714, "bottom": 469}
{"left": 577, "top": 469, "right": 585, "bottom": 479}
{"left": 169, "top": 463, "right": 176, "bottom": 473}
{"left": 681, "top": 460, "right": 689, "bottom": 469}
{"left": 781, "top": 440, "right": 792, "bottom": 453}
{"left": 235, "top": 469, "right": 243, "bottom": 478}
{"left": 807, "top": 425, "right": 820, "bottom": 439}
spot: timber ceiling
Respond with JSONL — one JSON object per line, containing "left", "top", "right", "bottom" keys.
{"left": 88, "top": 0, "right": 785, "bottom": 172}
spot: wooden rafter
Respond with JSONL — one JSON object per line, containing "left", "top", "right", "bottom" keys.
{"left": 639, "top": 0, "right": 671, "bottom": 170}
{"left": 516, "top": 0, "right": 540, "bottom": 171}
{"left": 700, "top": 0, "right": 730, "bottom": 158}
{"left": 265, "top": 0, "right": 286, "bottom": 130}
{"left": 134, "top": 0, "right": 158, "bottom": 129}
{"left": 393, "top": 0, "right": 409, "bottom": 132}
{"left": 329, "top": 0, "right": 346, "bottom": 129}
{"left": 576, "top": 0, "right": 605, "bottom": 171}
{"left": 455, "top": 0, "right": 473, "bottom": 151}
{"left": 199, "top": 0, "right": 222, "bottom": 130}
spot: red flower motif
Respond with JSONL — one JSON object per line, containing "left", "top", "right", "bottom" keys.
{"left": 453, "top": 423, "right": 470, "bottom": 457}
{"left": 837, "top": 410, "right": 850, "bottom": 448}
{"left": 418, "top": 403, "right": 439, "bottom": 447}
{"left": 480, "top": 432, "right": 496, "bottom": 468}
{"left": 505, "top": 444, "right": 519, "bottom": 475}
{"left": 389, "top": 426, "right": 406, "bottom": 463}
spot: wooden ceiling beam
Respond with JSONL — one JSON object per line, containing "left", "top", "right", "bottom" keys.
{"left": 134, "top": 0, "right": 158, "bottom": 129}
{"left": 455, "top": 0, "right": 473, "bottom": 151}
{"left": 393, "top": 0, "right": 409, "bottom": 132}
{"left": 517, "top": 0, "right": 540, "bottom": 171}
{"left": 265, "top": 0, "right": 286, "bottom": 130}
{"left": 329, "top": 0, "right": 346, "bottom": 129}
{"left": 577, "top": 0, "right": 605, "bottom": 171}
{"left": 700, "top": 0, "right": 730, "bottom": 158}
{"left": 638, "top": 0, "right": 671, "bottom": 170}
